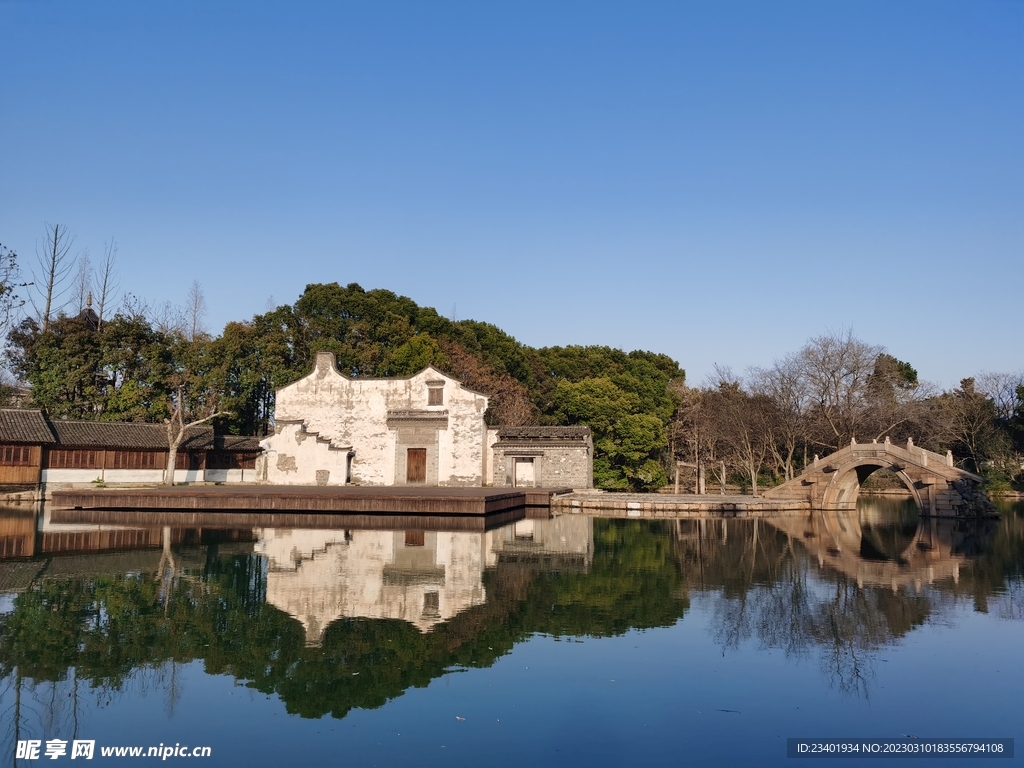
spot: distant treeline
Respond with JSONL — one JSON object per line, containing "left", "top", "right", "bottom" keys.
{"left": 7, "top": 282, "right": 681, "bottom": 490}
{"left": 671, "top": 332, "right": 1024, "bottom": 494}
{"left": 5, "top": 276, "right": 1023, "bottom": 492}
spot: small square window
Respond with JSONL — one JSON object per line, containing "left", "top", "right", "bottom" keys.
{"left": 428, "top": 386, "right": 443, "bottom": 406}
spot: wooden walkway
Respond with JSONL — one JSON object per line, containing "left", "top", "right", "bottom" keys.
{"left": 51, "top": 485, "right": 569, "bottom": 516}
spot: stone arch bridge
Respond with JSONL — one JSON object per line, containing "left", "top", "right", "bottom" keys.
{"left": 763, "top": 438, "right": 996, "bottom": 517}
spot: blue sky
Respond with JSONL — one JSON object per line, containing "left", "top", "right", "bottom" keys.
{"left": 2, "top": 1, "right": 1021, "bottom": 387}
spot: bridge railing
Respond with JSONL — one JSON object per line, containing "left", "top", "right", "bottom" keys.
{"left": 847, "top": 438, "right": 955, "bottom": 470}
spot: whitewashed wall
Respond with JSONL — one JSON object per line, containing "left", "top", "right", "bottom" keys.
{"left": 43, "top": 468, "right": 166, "bottom": 486}
{"left": 264, "top": 352, "right": 489, "bottom": 486}
{"left": 259, "top": 421, "right": 351, "bottom": 485}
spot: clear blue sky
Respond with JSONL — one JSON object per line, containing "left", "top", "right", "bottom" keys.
{"left": 2, "top": 1, "right": 1021, "bottom": 387}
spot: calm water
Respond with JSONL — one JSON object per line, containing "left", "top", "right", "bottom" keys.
{"left": 1, "top": 499, "right": 1022, "bottom": 767}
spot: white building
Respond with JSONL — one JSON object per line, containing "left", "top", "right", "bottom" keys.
{"left": 258, "top": 351, "right": 593, "bottom": 489}
{"left": 259, "top": 351, "right": 490, "bottom": 486}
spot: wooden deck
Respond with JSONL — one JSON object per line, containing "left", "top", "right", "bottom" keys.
{"left": 51, "top": 485, "right": 570, "bottom": 516}
{"left": 48, "top": 506, "right": 531, "bottom": 532}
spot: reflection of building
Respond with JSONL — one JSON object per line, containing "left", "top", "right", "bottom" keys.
{"left": 256, "top": 515, "right": 594, "bottom": 645}
{"left": 256, "top": 528, "right": 488, "bottom": 642}
{"left": 489, "top": 514, "right": 594, "bottom": 572}
{"left": 0, "top": 507, "right": 36, "bottom": 558}
{"left": 0, "top": 409, "right": 261, "bottom": 491}
{"left": 258, "top": 352, "right": 592, "bottom": 488}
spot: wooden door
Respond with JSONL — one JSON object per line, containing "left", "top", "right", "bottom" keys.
{"left": 407, "top": 448, "right": 427, "bottom": 484}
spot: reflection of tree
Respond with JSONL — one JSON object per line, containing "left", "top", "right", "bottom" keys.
{"left": 676, "top": 518, "right": 933, "bottom": 697}
{"left": 933, "top": 506, "right": 1024, "bottom": 615}
{"left": 1, "top": 507, "right": 1019, "bottom": 731}
{"left": 0, "top": 520, "right": 687, "bottom": 726}
{"left": 519, "top": 520, "right": 687, "bottom": 637}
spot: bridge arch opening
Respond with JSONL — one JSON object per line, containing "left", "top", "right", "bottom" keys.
{"left": 857, "top": 495, "right": 919, "bottom": 563}
{"left": 824, "top": 460, "right": 925, "bottom": 513}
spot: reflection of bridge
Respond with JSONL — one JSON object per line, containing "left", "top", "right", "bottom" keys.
{"left": 763, "top": 506, "right": 994, "bottom": 590}
{"left": 763, "top": 439, "right": 995, "bottom": 517}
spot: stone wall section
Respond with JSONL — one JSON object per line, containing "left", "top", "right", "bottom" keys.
{"left": 490, "top": 427, "right": 593, "bottom": 489}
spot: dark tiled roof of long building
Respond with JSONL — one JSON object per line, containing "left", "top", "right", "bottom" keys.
{"left": 0, "top": 408, "right": 260, "bottom": 452}
{"left": 49, "top": 421, "right": 214, "bottom": 451}
{"left": 214, "top": 434, "right": 263, "bottom": 452}
{"left": 0, "top": 409, "right": 57, "bottom": 443}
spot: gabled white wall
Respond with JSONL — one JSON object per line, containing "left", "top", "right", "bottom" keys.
{"left": 264, "top": 352, "right": 489, "bottom": 486}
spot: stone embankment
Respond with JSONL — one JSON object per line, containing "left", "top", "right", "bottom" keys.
{"left": 552, "top": 491, "right": 809, "bottom": 519}
{"left": 949, "top": 479, "right": 999, "bottom": 518}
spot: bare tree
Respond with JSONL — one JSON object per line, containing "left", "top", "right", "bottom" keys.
{"left": 669, "top": 381, "right": 718, "bottom": 492}
{"left": 69, "top": 250, "right": 92, "bottom": 314}
{"left": 93, "top": 239, "right": 120, "bottom": 330}
{"left": 795, "top": 330, "right": 882, "bottom": 450}
{"left": 749, "top": 357, "right": 807, "bottom": 481}
{"left": 0, "top": 243, "right": 28, "bottom": 342}
{"left": 151, "top": 300, "right": 186, "bottom": 336}
{"left": 31, "top": 223, "right": 77, "bottom": 330}
{"left": 976, "top": 371, "right": 1024, "bottom": 423}
{"left": 163, "top": 384, "right": 229, "bottom": 486}
{"left": 120, "top": 292, "right": 150, "bottom": 322}
{"left": 939, "top": 378, "right": 1008, "bottom": 473}
{"left": 184, "top": 280, "right": 208, "bottom": 341}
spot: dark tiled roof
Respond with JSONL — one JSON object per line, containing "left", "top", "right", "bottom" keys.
{"left": 179, "top": 426, "right": 216, "bottom": 451}
{"left": 496, "top": 426, "right": 591, "bottom": 441}
{"left": 214, "top": 435, "right": 262, "bottom": 452}
{"left": 0, "top": 409, "right": 56, "bottom": 444}
{"left": 50, "top": 421, "right": 214, "bottom": 451}
{"left": 0, "top": 408, "right": 261, "bottom": 453}
{"left": 0, "top": 561, "right": 45, "bottom": 592}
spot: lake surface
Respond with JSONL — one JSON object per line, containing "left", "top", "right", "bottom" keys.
{"left": 1, "top": 498, "right": 1021, "bottom": 766}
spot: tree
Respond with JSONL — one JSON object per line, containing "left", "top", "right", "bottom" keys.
{"left": 793, "top": 330, "right": 882, "bottom": 450}
{"left": 10, "top": 315, "right": 104, "bottom": 418}
{"left": 93, "top": 239, "right": 120, "bottom": 331}
{"left": 161, "top": 335, "right": 229, "bottom": 485}
{"left": 748, "top": 357, "right": 807, "bottom": 481}
{"left": 0, "top": 243, "right": 26, "bottom": 343}
{"left": 9, "top": 311, "right": 173, "bottom": 420}
{"left": 976, "top": 371, "right": 1024, "bottom": 424}
{"left": 552, "top": 377, "right": 668, "bottom": 490}
{"left": 184, "top": 280, "right": 208, "bottom": 341}
{"left": 31, "top": 223, "right": 77, "bottom": 331}
{"left": 940, "top": 378, "right": 1009, "bottom": 474}
{"left": 436, "top": 337, "right": 537, "bottom": 425}
{"left": 69, "top": 250, "right": 92, "bottom": 314}
{"left": 209, "top": 307, "right": 305, "bottom": 436}
{"left": 710, "top": 376, "right": 772, "bottom": 496}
